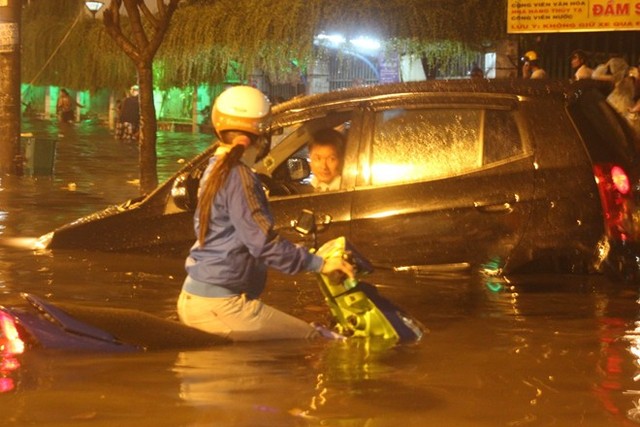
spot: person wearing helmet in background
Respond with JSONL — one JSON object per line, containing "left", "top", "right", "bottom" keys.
{"left": 521, "top": 51, "right": 547, "bottom": 79}
{"left": 176, "top": 85, "right": 353, "bottom": 341}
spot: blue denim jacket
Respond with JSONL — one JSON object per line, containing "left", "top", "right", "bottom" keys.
{"left": 184, "top": 156, "right": 322, "bottom": 299}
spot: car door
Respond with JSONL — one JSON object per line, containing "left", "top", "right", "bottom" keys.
{"left": 349, "top": 94, "right": 536, "bottom": 273}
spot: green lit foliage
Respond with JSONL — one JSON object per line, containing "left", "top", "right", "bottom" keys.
{"left": 22, "top": 0, "right": 508, "bottom": 91}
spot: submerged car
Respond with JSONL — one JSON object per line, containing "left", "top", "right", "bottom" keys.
{"left": 37, "top": 79, "right": 640, "bottom": 278}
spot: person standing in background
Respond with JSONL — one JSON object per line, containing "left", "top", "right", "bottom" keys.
{"left": 521, "top": 51, "right": 547, "bottom": 79}
{"left": 570, "top": 49, "right": 593, "bottom": 81}
{"left": 591, "top": 53, "right": 612, "bottom": 81}
{"left": 116, "top": 85, "right": 141, "bottom": 141}
{"left": 56, "top": 89, "right": 82, "bottom": 123}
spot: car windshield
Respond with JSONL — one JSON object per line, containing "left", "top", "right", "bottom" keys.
{"left": 256, "top": 110, "right": 353, "bottom": 194}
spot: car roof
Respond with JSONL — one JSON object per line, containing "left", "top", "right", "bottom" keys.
{"left": 269, "top": 79, "right": 632, "bottom": 167}
{"left": 271, "top": 79, "right": 612, "bottom": 117}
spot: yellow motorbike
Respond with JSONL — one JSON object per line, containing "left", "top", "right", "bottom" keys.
{"left": 293, "top": 210, "right": 424, "bottom": 343}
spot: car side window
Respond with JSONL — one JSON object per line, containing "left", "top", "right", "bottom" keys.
{"left": 483, "top": 109, "right": 523, "bottom": 164}
{"left": 368, "top": 107, "right": 524, "bottom": 186}
{"left": 268, "top": 114, "right": 352, "bottom": 196}
{"left": 370, "top": 108, "right": 482, "bottom": 186}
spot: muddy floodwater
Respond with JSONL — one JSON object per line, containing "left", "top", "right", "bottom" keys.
{"left": 2, "top": 120, "right": 640, "bottom": 426}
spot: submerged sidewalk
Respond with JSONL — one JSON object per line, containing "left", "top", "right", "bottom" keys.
{"left": 1, "top": 119, "right": 214, "bottom": 238}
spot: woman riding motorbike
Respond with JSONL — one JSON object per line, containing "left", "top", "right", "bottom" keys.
{"left": 176, "top": 86, "right": 353, "bottom": 341}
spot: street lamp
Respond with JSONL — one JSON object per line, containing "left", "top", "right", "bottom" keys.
{"left": 84, "top": 1, "right": 104, "bottom": 18}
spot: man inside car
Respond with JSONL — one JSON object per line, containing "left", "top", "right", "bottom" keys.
{"left": 309, "top": 128, "right": 345, "bottom": 192}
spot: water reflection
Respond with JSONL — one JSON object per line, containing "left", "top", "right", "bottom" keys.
{"left": 1, "top": 260, "right": 640, "bottom": 425}
{"left": 488, "top": 274, "right": 640, "bottom": 425}
{"left": 172, "top": 339, "right": 434, "bottom": 426}
{"left": 623, "top": 298, "right": 640, "bottom": 423}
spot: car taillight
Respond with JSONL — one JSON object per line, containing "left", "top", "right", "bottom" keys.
{"left": 0, "top": 311, "right": 25, "bottom": 356}
{"left": 593, "top": 164, "right": 635, "bottom": 242}
{"left": 611, "top": 166, "right": 630, "bottom": 195}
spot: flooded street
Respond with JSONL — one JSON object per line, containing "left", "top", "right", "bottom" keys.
{"left": 2, "top": 120, "right": 640, "bottom": 426}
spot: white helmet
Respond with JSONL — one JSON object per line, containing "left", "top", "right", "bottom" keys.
{"left": 211, "top": 86, "right": 271, "bottom": 139}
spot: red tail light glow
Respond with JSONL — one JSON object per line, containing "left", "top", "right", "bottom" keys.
{"left": 0, "top": 311, "right": 25, "bottom": 356}
{"left": 0, "top": 377, "right": 16, "bottom": 393}
{"left": 611, "top": 166, "right": 630, "bottom": 195}
{"left": 593, "top": 164, "right": 636, "bottom": 242}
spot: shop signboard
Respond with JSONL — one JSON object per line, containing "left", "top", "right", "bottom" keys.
{"left": 507, "top": 0, "right": 640, "bottom": 33}
{"left": 379, "top": 52, "right": 400, "bottom": 84}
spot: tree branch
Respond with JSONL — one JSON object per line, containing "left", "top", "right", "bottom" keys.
{"left": 122, "top": 0, "right": 149, "bottom": 50}
{"left": 110, "top": 0, "right": 121, "bottom": 28}
{"left": 103, "top": 1, "right": 142, "bottom": 62}
{"left": 139, "top": 0, "right": 159, "bottom": 30}
{"left": 144, "top": 0, "right": 179, "bottom": 61}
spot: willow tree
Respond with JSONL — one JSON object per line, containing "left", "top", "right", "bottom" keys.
{"left": 102, "top": 0, "right": 178, "bottom": 194}
{"left": 157, "top": 0, "right": 507, "bottom": 87}
{"left": 22, "top": 0, "right": 507, "bottom": 90}
{"left": 21, "top": 0, "right": 508, "bottom": 188}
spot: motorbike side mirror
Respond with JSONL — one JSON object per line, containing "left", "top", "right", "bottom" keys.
{"left": 292, "top": 209, "right": 316, "bottom": 235}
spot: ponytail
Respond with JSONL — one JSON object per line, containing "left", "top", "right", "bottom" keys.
{"left": 197, "top": 144, "right": 245, "bottom": 246}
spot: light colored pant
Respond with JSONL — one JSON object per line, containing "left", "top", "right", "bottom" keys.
{"left": 177, "top": 290, "right": 317, "bottom": 341}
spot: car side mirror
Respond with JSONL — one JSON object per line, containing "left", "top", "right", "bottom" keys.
{"left": 287, "top": 157, "right": 310, "bottom": 181}
{"left": 171, "top": 172, "right": 199, "bottom": 211}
